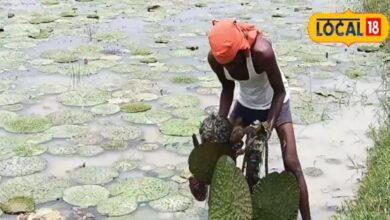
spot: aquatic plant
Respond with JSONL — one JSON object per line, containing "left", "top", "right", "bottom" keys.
{"left": 158, "top": 95, "right": 200, "bottom": 108}
{"left": 49, "top": 109, "right": 94, "bottom": 125}
{"left": 199, "top": 113, "right": 232, "bottom": 144}
{"left": 149, "top": 194, "right": 193, "bottom": 212}
{"left": 137, "top": 142, "right": 160, "bottom": 151}
{"left": 78, "top": 145, "right": 104, "bottom": 157}
{"left": 100, "top": 125, "right": 141, "bottom": 141}
{"left": 45, "top": 125, "right": 89, "bottom": 138}
{"left": 159, "top": 118, "right": 200, "bottom": 137}
{"left": 102, "top": 139, "right": 128, "bottom": 151}
{"left": 63, "top": 185, "right": 109, "bottom": 207}
{"left": 172, "top": 107, "right": 205, "bottom": 119}
{"left": 70, "top": 166, "right": 119, "bottom": 185}
{"left": 4, "top": 116, "right": 52, "bottom": 133}
{"left": 252, "top": 171, "right": 300, "bottom": 220}
{"left": 188, "top": 143, "right": 233, "bottom": 184}
{"left": 0, "top": 93, "right": 26, "bottom": 106}
{"left": 0, "top": 156, "right": 47, "bottom": 177}
{"left": 0, "top": 173, "right": 70, "bottom": 204}
{"left": 13, "top": 143, "right": 48, "bottom": 156}
{"left": 113, "top": 159, "right": 138, "bottom": 172}
{"left": 108, "top": 177, "right": 170, "bottom": 202}
{"left": 303, "top": 167, "right": 324, "bottom": 177}
{"left": 41, "top": 49, "right": 78, "bottom": 63}
{"left": 47, "top": 142, "right": 79, "bottom": 156}
{"left": 120, "top": 103, "right": 151, "bottom": 113}
{"left": 0, "top": 196, "right": 35, "bottom": 215}
{"left": 57, "top": 90, "right": 111, "bottom": 107}
{"left": 97, "top": 195, "right": 137, "bottom": 217}
{"left": 122, "top": 109, "right": 172, "bottom": 124}
{"left": 91, "top": 104, "right": 120, "bottom": 115}
{"left": 209, "top": 155, "right": 253, "bottom": 220}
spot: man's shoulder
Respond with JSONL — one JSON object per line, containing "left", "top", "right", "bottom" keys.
{"left": 252, "top": 36, "right": 274, "bottom": 61}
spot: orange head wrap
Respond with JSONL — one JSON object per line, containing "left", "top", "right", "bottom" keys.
{"left": 208, "top": 20, "right": 261, "bottom": 64}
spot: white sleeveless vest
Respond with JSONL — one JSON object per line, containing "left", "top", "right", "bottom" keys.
{"left": 223, "top": 52, "right": 290, "bottom": 110}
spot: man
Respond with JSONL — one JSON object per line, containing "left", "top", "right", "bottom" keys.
{"left": 207, "top": 20, "right": 311, "bottom": 220}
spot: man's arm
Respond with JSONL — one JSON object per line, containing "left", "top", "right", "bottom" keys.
{"left": 255, "top": 45, "right": 286, "bottom": 130}
{"left": 207, "top": 52, "right": 235, "bottom": 118}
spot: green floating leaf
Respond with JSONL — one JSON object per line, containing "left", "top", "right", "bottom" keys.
{"left": 45, "top": 125, "right": 88, "bottom": 138}
{"left": 252, "top": 171, "right": 299, "bottom": 220}
{"left": 108, "top": 177, "right": 169, "bottom": 202}
{"left": 209, "top": 155, "right": 252, "bottom": 220}
{"left": 91, "top": 104, "right": 120, "bottom": 115}
{"left": 63, "top": 185, "right": 109, "bottom": 208}
{"left": 41, "top": 49, "right": 78, "bottom": 63}
{"left": 13, "top": 143, "right": 48, "bottom": 156}
{"left": 158, "top": 95, "right": 200, "bottom": 108}
{"left": 113, "top": 159, "right": 138, "bottom": 172}
{"left": 100, "top": 125, "right": 141, "bottom": 141}
{"left": 70, "top": 166, "right": 119, "bottom": 185}
{"left": 303, "top": 167, "right": 324, "bottom": 177}
{"left": 159, "top": 118, "right": 199, "bottom": 137}
{"left": 122, "top": 109, "right": 171, "bottom": 124}
{"left": 49, "top": 109, "right": 94, "bottom": 125}
{"left": 149, "top": 194, "right": 193, "bottom": 212}
{"left": 0, "top": 196, "right": 35, "bottom": 215}
{"left": 189, "top": 143, "right": 233, "bottom": 184}
{"left": 120, "top": 103, "right": 151, "bottom": 113}
{"left": 0, "top": 156, "right": 47, "bottom": 177}
{"left": 97, "top": 195, "right": 137, "bottom": 217}
{"left": 170, "top": 76, "right": 198, "bottom": 84}
{"left": 58, "top": 90, "right": 111, "bottom": 107}
{"left": 0, "top": 173, "right": 70, "bottom": 204}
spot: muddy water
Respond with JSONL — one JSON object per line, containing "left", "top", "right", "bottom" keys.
{"left": 0, "top": 0, "right": 385, "bottom": 219}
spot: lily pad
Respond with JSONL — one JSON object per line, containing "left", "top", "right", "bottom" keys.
{"left": 91, "top": 104, "right": 120, "bottom": 115}
{"left": 209, "top": 155, "right": 252, "bottom": 220}
{"left": 97, "top": 195, "right": 137, "bottom": 217}
{"left": 45, "top": 125, "right": 88, "bottom": 138}
{"left": 13, "top": 144, "right": 48, "bottom": 156}
{"left": 0, "top": 110, "right": 17, "bottom": 127}
{"left": 159, "top": 118, "right": 200, "bottom": 137}
{"left": 3, "top": 116, "right": 52, "bottom": 134}
{"left": 58, "top": 90, "right": 111, "bottom": 107}
{"left": 70, "top": 166, "right": 119, "bottom": 185}
{"left": 0, "top": 156, "right": 47, "bottom": 177}
{"left": 325, "top": 158, "right": 342, "bottom": 165}
{"left": 0, "top": 196, "right": 35, "bottom": 214}
{"left": 137, "top": 142, "right": 160, "bottom": 151}
{"left": 30, "top": 14, "right": 58, "bottom": 24}
{"left": 146, "top": 167, "right": 176, "bottom": 179}
{"left": 41, "top": 49, "right": 78, "bottom": 63}
{"left": 22, "top": 208, "right": 65, "bottom": 219}
{"left": 189, "top": 143, "right": 233, "bottom": 184}
{"left": 172, "top": 107, "right": 205, "bottom": 119}
{"left": 0, "top": 173, "right": 70, "bottom": 204}
{"left": 252, "top": 171, "right": 300, "bottom": 220}
{"left": 303, "top": 167, "right": 324, "bottom": 177}
{"left": 0, "top": 93, "right": 25, "bottom": 106}
{"left": 158, "top": 95, "right": 200, "bottom": 108}
{"left": 113, "top": 159, "right": 138, "bottom": 172}
{"left": 49, "top": 109, "right": 94, "bottom": 125}
{"left": 24, "top": 133, "right": 53, "bottom": 145}
{"left": 102, "top": 140, "right": 128, "bottom": 151}
{"left": 345, "top": 67, "right": 364, "bottom": 79}
{"left": 63, "top": 185, "right": 109, "bottom": 208}
{"left": 100, "top": 125, "right": 141, "bottom": 141}
{"left": 0, "top": 51, "right": 28, "bottom": 73}
{"left": 120, "top": 103, "right": 151, "bottom": 113}
{"left": 163, "top": 135, "right": 193, "bottom": 155}
{"left": 149, "top": 194, "right": 193, "bottom": 212}
{"left": 122, "top": 109, "right": 172, "bottom": 124}
{"left": 108, "top": 177, "right": 170, "bottom": 202}
{"left": 78, "top": 145, "right": 104, "bottom": 157}
{"left": 47, "top": 141, "right": 79, "bottom": 156}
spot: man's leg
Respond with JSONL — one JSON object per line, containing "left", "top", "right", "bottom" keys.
{"left": 276, "top": 122, "right": 311, "bottom": 220}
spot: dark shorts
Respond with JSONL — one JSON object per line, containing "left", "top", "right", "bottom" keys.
{"left": 230, "top": 100, "right": 293, "bottom": 127}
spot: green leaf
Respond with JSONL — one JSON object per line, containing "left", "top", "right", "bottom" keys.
{"left": 209, "top": 155, "right": 252, "bottom": 220}
{"left": 252, "top": 171, "right": 299, "bottom": 220}
{"left": 188, "top": 143, "right": 233, "bottom": 184}
{"left": 0, "top": 196, "right": 35, "bottom": 214}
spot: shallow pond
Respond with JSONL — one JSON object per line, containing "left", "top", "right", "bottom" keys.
{"left": 0, "top": 0, "right": 386, "bottom": 219}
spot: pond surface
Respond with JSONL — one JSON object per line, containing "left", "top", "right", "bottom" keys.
{"left": 0, "top": 0, "right": 386, "bottom": 219}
